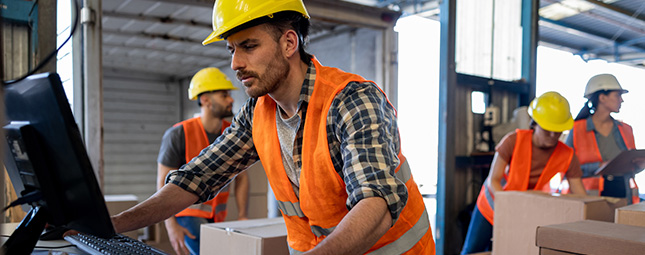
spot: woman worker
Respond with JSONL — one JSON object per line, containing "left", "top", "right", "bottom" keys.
{"left": 565, "top": 74, "right": 645, "bottom": 204}
{"left": 461, "top": 91, "right": 586, "bottom": 254}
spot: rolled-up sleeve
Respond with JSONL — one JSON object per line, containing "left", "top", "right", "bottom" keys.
{"left": 331, "top": 81, "right": 408, "bottom": 224}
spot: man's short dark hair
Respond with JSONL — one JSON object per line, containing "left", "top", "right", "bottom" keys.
{"left": 222, "top": 11, "right": 312, "bottom": 64}
{"left": 197, "top": 90, "right": 224, "bottom": 107}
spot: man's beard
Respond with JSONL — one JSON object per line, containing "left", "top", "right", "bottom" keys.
{"left": 210, "top": 104, "right": 234, "bottom": 119}
{"left": 237, "top": 50, "right": 290, "bottom": 98}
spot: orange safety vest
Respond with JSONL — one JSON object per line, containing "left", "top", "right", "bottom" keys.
{"left": 252, "top": 58, "right": 435, "bottom": 254}
{"left": 173, "top": 116, "right": 231, "bottom": 221}
{"left": 572, "top": 118, "right": 638, "bottom": 203}
{"left": 476, "top": 129, "right": 573, "bottom": 224}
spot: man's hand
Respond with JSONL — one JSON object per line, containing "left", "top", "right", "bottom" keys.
{"left": 165, "top": 218, "right": 195, "bottom": 255}
{"left": 62, "top": 229, "right": 79, "bottom": 237}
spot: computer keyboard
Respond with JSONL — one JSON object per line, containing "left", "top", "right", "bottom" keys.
{"left": 64, "top": 232, "right": 168, "bottom": 255}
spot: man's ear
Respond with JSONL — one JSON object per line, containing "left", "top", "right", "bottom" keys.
{"left": 199, "top": 94, "right": 209, "bottom": 106}
{"left": 282, "top": 30, "right": 299, "bottom": 58}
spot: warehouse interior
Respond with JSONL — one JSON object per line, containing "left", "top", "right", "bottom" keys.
{"left": 2, "top": 0, "right": 645, "bottom": 254}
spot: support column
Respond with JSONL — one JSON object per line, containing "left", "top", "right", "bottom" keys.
{"left": 81, "top": 0, "right": 103, "bottom": 188}
{"left": 437, "top": 0, "right": 457, "bottom": 254}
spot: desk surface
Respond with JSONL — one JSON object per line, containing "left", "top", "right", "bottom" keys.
{"left": 1, "top": 222, "right": 87, "bottom": 254}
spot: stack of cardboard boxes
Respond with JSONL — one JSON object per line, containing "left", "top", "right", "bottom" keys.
{"left": 491, "top": 191, "right": 645, "bottom": 255}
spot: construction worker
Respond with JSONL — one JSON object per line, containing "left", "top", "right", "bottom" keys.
{"left": 112, "top": 0, "right": 435, "bottom": 254}
{"left": 461, "top": 91, "right": 586, "bottom": 254}
{"left": 565, "top": 74, "right": 645, "bottom": 204}
{"left": 157, "top": 67, "right": 250, "bottom": 255}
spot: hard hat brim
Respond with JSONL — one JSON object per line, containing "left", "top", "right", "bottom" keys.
{"left": 203, "top": 31, "right": 222, "bottom": 45}
{"left": 584, "top": 89, "right": 629, "bottom": 99}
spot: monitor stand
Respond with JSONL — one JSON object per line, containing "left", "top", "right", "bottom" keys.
{"left": 40, "top": 225, "right": 70, "bottom": 240}
{"left": 1, "top": 205, "right": 48, "bottom": 254}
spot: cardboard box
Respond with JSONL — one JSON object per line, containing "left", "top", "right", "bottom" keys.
{"left": 615, "top": 202, "right": 645, "bottom": 227}
{"left": 536, "top": 220, "right": 645, "bottom": 255}
{"left": 201, "top": 217, "right": 288, "bottom": 255}
{"left": 539, "top": 248, "right": 578, "bottom": 255}
{"left": 492, "top": 191, "right": 626, "bottom": 255}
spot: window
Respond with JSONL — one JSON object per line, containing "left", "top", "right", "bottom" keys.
{"left": 57, "top": 0, "right": 74, "bottom": 110}
{"left": 395, "top": 15, "right": 440, "bottom": 234}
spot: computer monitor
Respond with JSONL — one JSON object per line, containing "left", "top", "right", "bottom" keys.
{"left": 2, "top": 73, "right": 115, "bottom": 253}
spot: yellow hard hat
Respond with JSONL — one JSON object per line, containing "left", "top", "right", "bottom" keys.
{"left": 584, "top": 73, "right": 629, "bottom": 98}
{"left": 527, "top": 91, "right": 573, "bottom": 132}
{"left": 202, "top": 0, "right": 310, "bottom": 45}
{"left": 188, "top": 67, "right": 237, "bottom": 101}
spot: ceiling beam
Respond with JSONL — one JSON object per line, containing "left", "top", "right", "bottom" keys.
{"left": 103, "top": 56, "right": 228, "bottom": 76}
{"left": 542, "top": 0, "right": 645, "bottom": 35}
{"left": 103, "top": 60, "right": 193, "bottom": 76}
{"left": 305, "top": 0, "right": 401, "bottom": 29}
{"left": 103, "top": 11, "right": 211, "bottom": 29}
{"left": 126, "top": 0, "right": 213, "bottom": 8}
{"left": 103, "top": 28, "right": 204, "bottom": 44}
{"left": 103, "top": 42, "right": 229, "bottom": 60}
{"left": 583, "top": 0, "right": 645, "bottom": 23}
{"left": 539, "top": 18, "right": 614, "bottom": 45}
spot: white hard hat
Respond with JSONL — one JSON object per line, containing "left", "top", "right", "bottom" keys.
{"left": 584, "top": 74, "right": 628, "bottom": 99}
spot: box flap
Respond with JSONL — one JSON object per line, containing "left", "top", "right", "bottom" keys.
{"left": 204, "top": 217, "right": 287, "bottom": 238}
{"left": 615, "top": 202, "right": 645, "bottom": 227}
{"left": 617, "top": 202, "right": 645, "bottom": 212}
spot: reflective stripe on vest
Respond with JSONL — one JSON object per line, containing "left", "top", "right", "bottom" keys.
{"left": 476, "top": 129, "right": 573, "bottom": 224}
{"left": 289, "top": 246, "right": 305, "bottom": 255}
{"left": 396, "top": 160, "right": 412, "bottom": 183}
{"left": 252, "top": 57, "right": 435, "bottom": 254}
{"left": 310, "top": 225, "right": 336, "bottom": 238}
{"left": 276, "top": 200, "right": 305, "bottom": 218}
{"left": 173, "top": 117, "right": 231, "bottom": 220}
{"left": 368, "top": 209, "right": 430, "bottom": 255}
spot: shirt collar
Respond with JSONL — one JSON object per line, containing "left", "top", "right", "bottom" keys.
{"left": 297, "top": 59, "right": 316, "bottom": 108}
{"left": 585, "top": 115, "right": 623, "bottom": 131}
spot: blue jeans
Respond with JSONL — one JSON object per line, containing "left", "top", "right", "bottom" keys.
{"left": 175, "top": 216, "right": 214, "bottom": 255}
{"left": 461, "top": 206, "right": 492, "bottom": 255}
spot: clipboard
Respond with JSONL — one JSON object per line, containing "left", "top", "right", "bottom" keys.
{"left": 594, "top": 149, "right": 645, "bottom": 176}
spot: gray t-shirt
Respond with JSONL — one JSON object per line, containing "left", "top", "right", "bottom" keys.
{"left": 596, "top": 132, "right": 621, "bottom": 162}
{"left": 158, "top": 124, "right": 220, "bottom": 169}
{"left": 276, "top": 107, "right": 302, "bottom": 197}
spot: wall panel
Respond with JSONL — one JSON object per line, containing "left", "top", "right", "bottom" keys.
{"left": 102, "top": 70, "right": 180, "bottom": 202}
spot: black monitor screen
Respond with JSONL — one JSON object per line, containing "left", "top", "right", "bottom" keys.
{"left": 2, "top": 73, "right": 115, "bottom": 250}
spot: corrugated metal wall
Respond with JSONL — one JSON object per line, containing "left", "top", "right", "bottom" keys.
{"left": 102, "top": 69, "right": 180, "bottom": 202}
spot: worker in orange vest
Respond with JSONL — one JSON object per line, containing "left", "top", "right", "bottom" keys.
{"left": 157, "top": 67, "right": 249, "bottom": 255}
{"left": 565, "top": 74, "right": 645, "bottom": 204}
{"left": 461, "top": 91, "right": 586, "bottom": 254}
{"left": 114, "top": 0, "right": 435, "bottom": 254}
